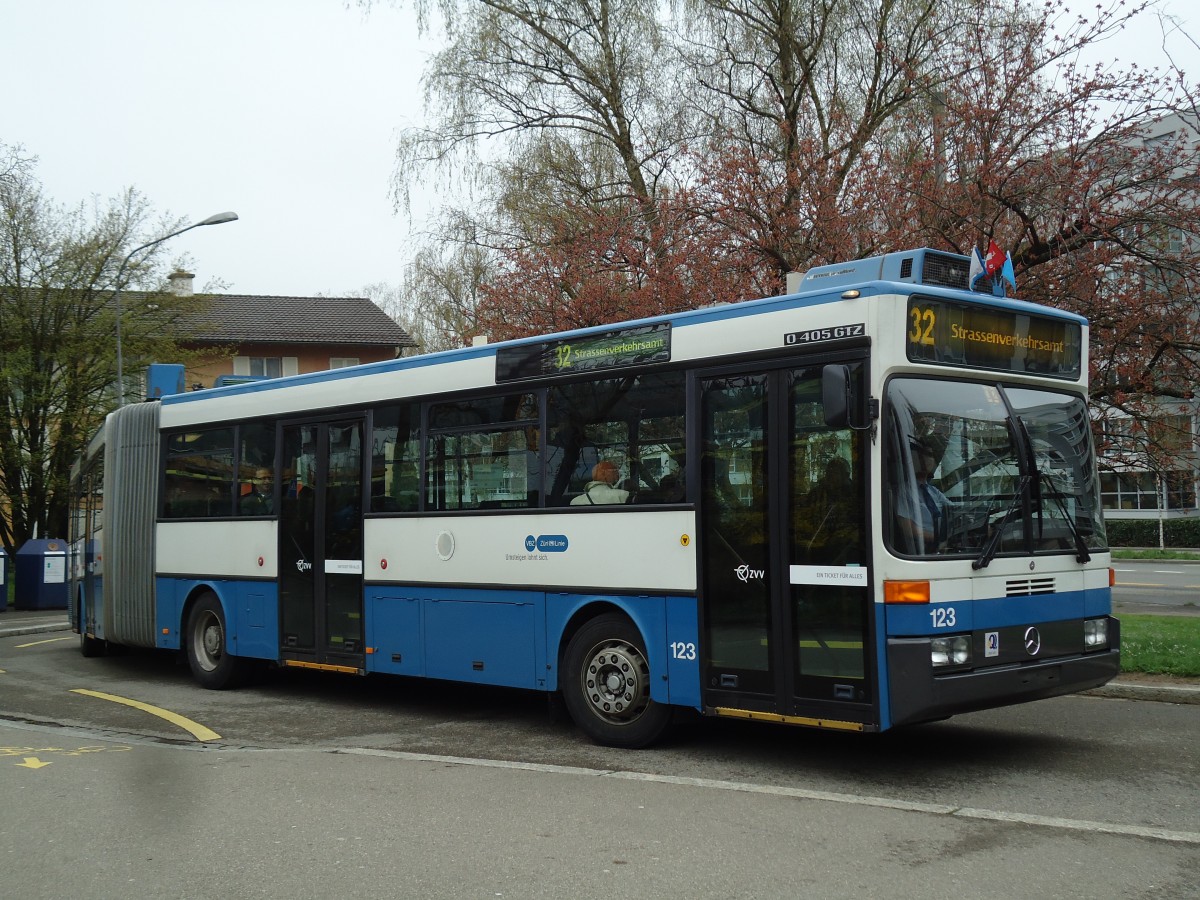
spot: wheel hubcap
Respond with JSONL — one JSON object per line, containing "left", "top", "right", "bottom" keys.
{"left": 582, "top": 639, "right": 649, "bottom": 724}
{"left": 195, "top": 611, "right": 222, "bottom": 671}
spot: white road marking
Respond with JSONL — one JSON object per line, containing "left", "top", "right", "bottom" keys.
{"left": 339, "top": 747, "right": 1200, "bottom": 846}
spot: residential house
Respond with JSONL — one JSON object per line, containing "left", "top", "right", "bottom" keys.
{"left": 164, "top": 271, "right": 416, "bottom": 390}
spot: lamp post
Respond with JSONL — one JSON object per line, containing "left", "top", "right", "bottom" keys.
{"left": 113, "top": 211, "right": 239, "bottom": 406}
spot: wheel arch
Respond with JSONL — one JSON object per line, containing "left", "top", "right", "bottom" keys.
{"left": 182, "top": 584, "right": 254, "bottom": 689}
{"left": 551, "top": 595, "right": 668, "bottom": 702}
{"left": 179, "top": 582, "right": 233, "bottom": 651}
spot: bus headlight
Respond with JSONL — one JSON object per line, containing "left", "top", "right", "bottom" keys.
{"left": 931, "top": 635, "right": 971, "bottom": 668}
{"left": 1083, "top": 618, "right": 1109, "bottom": 650}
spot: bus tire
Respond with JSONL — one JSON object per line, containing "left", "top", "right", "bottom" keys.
{"left": 562, "top": 613, "right": 672, "bottom": 749}
{"left": 185, "top": 592, "right": 249, "bottom": 690}
{"left": 79, "top": 630, "right": 105, "bottom": 658}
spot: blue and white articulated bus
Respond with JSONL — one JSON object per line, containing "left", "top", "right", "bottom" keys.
{"left": 69, "top": 247, "right": 1118, "bottom": 747}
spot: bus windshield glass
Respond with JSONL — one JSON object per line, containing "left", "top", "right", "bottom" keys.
{"left": 885, "top": 378, "right": 1107, "bottom": 559}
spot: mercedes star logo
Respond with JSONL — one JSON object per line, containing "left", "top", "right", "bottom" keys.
{"left": 1023, "top": 626, "right": 1042, "bottom": 656}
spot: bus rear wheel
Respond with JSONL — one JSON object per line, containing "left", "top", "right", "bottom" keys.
{"left": 562, "top": 613, "right": 672, "bottom": 748}
{"left": 186, "top": 592, "right": 250, "bottom": 689}
{"left": 79, "top": 630, "right": 105, "bottom": 657}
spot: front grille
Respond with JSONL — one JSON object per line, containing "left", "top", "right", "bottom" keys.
{"left": 1006, "top": 577, "right": 1057, "bottom": 596}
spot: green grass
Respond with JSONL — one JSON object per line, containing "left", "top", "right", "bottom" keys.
{"left": 1119, "top": 614, "right": 1200, "bottom": 677}
{"left": 1112, "top": 549, "right": 1200, "bottom": 561}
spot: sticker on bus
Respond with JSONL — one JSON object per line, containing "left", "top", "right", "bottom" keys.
{"left": 789, "top": 565, "right": 868, "bottom": 586}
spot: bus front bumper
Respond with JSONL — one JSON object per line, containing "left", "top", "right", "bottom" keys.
{"left": 886, "top": 628, "right": 1121, "bottom": 728}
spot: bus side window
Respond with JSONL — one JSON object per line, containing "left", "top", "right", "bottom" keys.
{"left": 372, "top": 403, "right": 420, "bottom": 512}
{"left": 546, "top": 371, "right": 685, "bottom": 507}
{"left": 163, "top": 427, "right": 235, "bottom": 519}
{"left": 237, "top": 420, "right": 276, "bottom": 517}
{"left": 426, "top": 394, "right": 540, "bottom": 511}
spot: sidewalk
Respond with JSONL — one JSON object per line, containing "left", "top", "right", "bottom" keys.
{"left": 0, "top": 606, "right": 70, "bottom": 638}
{"left": 2, "top": 605, "right": 1196, "bottom": 705}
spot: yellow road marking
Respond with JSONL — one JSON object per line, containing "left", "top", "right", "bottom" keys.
{"left": 15, "top": 636, "right": 74, "bottom": 649}
{"left": 16, "top": 757, "right": 51, "bottom": 770}
{"left": 70, "top": 689, "right": 221, "bottom": 742}
{"left": 1, "top": 745, "right": 132, "bottom": 758}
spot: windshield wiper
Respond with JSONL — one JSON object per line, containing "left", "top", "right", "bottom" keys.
{"left": 972, "top": 473, "right": 1030, "bottom": 570}
{"left": 1015, "top": 414, "right": 1093, "bottom": 564}
{"left": 1033, "top": 469, "right": 1093, "bottom": 563}
{"left": 974, "top": 415, "right": 1033, "bottom": 570}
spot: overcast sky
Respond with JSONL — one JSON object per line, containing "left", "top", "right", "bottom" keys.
{"left": 3, "top": 0, "right": 437, "bottom": 298}
{"left": 2, "top": 1, "right": 1194, "bottom": 300}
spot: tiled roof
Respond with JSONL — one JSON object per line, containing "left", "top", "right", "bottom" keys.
{"left": 179, "top": 294, "right": 417, "bottom": 348}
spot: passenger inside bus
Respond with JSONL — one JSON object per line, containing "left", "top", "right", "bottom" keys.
{"left": 570, "top": 461, "right": 630, "bottom": 505}
{"left": 240, "top": 467, "right": 274, "bottom": 515}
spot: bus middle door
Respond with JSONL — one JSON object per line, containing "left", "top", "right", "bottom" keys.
{"left": 279, "top": 418, "right": 366, "bottom": 672}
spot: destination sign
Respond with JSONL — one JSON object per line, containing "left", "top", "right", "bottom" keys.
{"left": 905, "top": 297, "right": 1081, "bottom": 379}
{"left": 496, "top": 322, "right": 671, "bottom": 382}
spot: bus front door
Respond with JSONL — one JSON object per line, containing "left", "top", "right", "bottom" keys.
{"left": 279, "top": 418, "right": 366, "bottom": 672}
{"left": 698, "top": 363, "right": 874, "bottom": 727}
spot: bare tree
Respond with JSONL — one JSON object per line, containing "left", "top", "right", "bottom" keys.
{"left": 0, "top": 145, "right": 201, "bottom": 554}
{"left": 367, "top": 0, "right": 1200, "bottom": 451}
{"left": 361, "top": 231, "right": 492, "bottom": 352}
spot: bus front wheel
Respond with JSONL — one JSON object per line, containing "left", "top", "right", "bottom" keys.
{"left": 186, "top": 592, "right": 249, "bottom": 689}
{"left": 562, "top": 613, "right": 672, "bottom": 748}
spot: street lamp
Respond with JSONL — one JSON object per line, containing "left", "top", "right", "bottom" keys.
{"left": 113, "top": 211, "right": 239, "bottom": 406}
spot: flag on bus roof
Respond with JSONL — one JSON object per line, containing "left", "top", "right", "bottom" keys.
{"left": 1000, "top": 252, "right": 1016, "bottom": 289}
{"left": 984, "top": 239, "right": 1006, "bottom": 277}
{"left": 968, "top": 246, "right": 987, "bottom": 290}
{"left": 970, "top": 240, "right": 1017, "bottom": 293}
{"left": 987, "top": 240, "right": 1018, "bottom": 290}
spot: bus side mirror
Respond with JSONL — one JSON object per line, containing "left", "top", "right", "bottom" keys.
{"left": 823, "top": 364, "right": 878, "bottom": 432}
{"left": 823, "top": 365, "right": 851, "bottom": 428}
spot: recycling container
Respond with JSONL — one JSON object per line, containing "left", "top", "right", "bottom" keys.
{"left": 14, "top": 539, "right": 69, "bottom": 610}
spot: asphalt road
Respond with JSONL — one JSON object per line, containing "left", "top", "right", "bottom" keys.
{"left": 1112, "top": 558, "right": 1200, "bottom": 616}
{"left": 1, "top": 627, "right": 1198, "bottom": 899}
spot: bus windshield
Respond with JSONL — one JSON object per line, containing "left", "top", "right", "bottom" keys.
{"left": 885, "top": 377, "right": 1107, "bottom": 560}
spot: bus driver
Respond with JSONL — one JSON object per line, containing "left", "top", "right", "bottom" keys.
{"left": 897, "top": 444, "right": 950, "bottom": 551}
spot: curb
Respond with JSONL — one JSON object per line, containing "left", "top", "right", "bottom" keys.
{"left": 1087, "top": 681, "right": 1200, "bottom": 706}
{"left": 0, "top": 617, "right": 71, "bottom": 639}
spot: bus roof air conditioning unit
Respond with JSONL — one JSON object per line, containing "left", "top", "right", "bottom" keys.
{"left": 795, "top": 248, "right": 971, "bottom": 293}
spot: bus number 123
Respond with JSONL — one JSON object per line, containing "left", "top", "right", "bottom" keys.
{"left": 930, "top": 607, "right": 957, "bottom": 628}
{"left": 671, "top": 641, "right": 697, "bottom": 660}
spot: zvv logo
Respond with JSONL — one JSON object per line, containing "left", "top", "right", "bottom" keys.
{"left": 735, "top": 564, "right": 765, "bottom": 583}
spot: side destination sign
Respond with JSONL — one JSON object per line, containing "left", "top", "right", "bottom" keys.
{"left": 905, "top": 296, "right": 1082, "bottom": 379}
{"left": 496, "top": 322, "right": 670, "bottom": 382}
